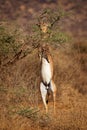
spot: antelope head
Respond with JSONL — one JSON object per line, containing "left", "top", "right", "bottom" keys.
{"left": 38, "top": 15, "right": 51, "bottom": 34}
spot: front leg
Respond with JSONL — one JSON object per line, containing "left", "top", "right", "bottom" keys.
{"left": 40, "top": 82, "right": 48, "bottom": 113}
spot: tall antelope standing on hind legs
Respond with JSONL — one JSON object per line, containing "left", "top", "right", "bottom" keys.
{"left": 38, "top": 44, "right": 57, "bottom": 114}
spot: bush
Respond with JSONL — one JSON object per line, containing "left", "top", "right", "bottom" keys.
{"left": 0, "top": 23, "right": 25, "bottom": 65}
{"left": 32, "top": 8, "right": 71, "bottom": 46}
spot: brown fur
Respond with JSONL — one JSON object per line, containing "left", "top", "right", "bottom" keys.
{"left": 38, "top": 44, "right": 56, "bottom": 114}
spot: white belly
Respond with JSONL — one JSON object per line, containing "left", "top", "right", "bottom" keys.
{"left": 41, "top": 58, "right": 52, "bottom": 84}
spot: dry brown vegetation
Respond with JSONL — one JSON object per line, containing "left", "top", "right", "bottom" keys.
{"left": 0, "top": 0, "right": 87, "bottom": 130}
{"left": 0, "top": 40, "right": 87, "bottom": 130}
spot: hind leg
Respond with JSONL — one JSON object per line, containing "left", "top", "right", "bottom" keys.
{"left": 50, "top": 80, "right": 57, "bottom": 114}
{"left": 40, "top": 82, "right": 48, "bottom": 113}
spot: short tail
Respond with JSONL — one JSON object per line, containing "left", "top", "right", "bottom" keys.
{"left": 46, "top": 89, "right": 50, "bottom": 104}
{"left": 46, "top": 99, "right": 48, "bottom": 104}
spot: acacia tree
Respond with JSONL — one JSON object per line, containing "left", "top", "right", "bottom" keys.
{"left": 32, "top": 8, "right": 70, "bottom": 47}
{"left": 0, "top": 8, "right": 70, "bottom": 66}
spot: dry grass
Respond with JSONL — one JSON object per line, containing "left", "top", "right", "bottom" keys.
{"left": 0, "top": 0, "right": 87, "bottom": 129}
{"left": 0, "top": 40, "right": 87, "bottom": 130}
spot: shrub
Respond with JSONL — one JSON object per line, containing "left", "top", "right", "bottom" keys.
{"left": 0, "top": 23, "right": 25, "bottom": 65}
